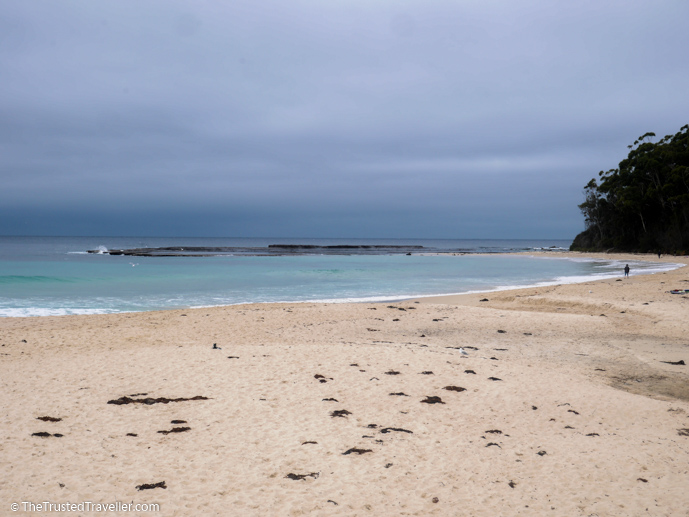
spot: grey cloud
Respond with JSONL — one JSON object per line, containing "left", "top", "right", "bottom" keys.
{"left": 1, "top": 0, "right": 688, "bottom": 237}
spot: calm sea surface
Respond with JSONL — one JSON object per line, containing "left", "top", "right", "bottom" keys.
{"left": 0, "top": 236, "right": 678, "bottom": 317}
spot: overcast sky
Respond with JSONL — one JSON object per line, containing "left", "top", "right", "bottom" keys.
{"left": 1, "top": 0, "right": 688, "bottom": 239}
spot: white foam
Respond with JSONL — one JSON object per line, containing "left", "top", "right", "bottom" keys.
{"left": 0, "top": 307, "right": 116, "bottom": 318}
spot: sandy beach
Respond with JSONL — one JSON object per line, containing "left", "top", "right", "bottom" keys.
{"left": 1, "top": 251, "right": 689, "bottom": 516}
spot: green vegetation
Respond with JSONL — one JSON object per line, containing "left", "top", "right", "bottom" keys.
{"left": 571, "top": 124, "right": 689, "bottom": 253}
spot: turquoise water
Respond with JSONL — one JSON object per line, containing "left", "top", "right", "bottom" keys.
{"left": 0, "top": 236, "right": 678, "bottom": 317}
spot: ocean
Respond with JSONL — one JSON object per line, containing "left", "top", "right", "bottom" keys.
{"left": 0, "top": 236, "right": 679, "bottom": 317}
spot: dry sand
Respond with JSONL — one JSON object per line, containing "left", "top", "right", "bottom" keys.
{"left": 1, "top": 252, "right": 689, "bottom": 516}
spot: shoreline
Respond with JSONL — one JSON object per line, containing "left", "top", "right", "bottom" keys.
{"left": 2, "top": 251, "right": 685, "bottom": 319}
{"left": 1, "top": 251, "right": 688, "bottom": 514}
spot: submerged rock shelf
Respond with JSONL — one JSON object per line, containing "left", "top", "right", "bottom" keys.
{"left": 89, "top": 245, "right": 427, "bottom": 257}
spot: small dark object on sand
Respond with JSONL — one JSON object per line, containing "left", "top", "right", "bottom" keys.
{"left": 129, "top": 393, "right": 148, "bottom": 397}
{"left": 485, "top": 429, "right": 502, "bottom": 434}
{"left": 494, "top": 348, "right": 508, "bottom": 351}
{"left": 327, "top": 500, "right": 338, "bottom": 505}
{"left": 661, "top": 360, "right": 685, "bottom": 365}
{"left": 350, "top": 363, "right": 359, "bottom": 366}
{"left": 523, "top": 332, "right": 532, "bottom": 336}
{"left": 677, "top": 428, "right": 689, "bottom": 436}
{"left": 497, "top": 330, "right": 506, "bottom": 333}
{"left": 227, "top": 356, "right": 239, "bottom": 359}
{"left": 532, "top": 406, "right": 538, "bottom": 410}
{"left": 488, "top": 377, "right": 502, "bottom": 381}
{"left": 385, "top": 370, "right": 401, "bottom": 375}
{"left": 330, "top": 409, "right": 352, "bottom": 418}
{"left": 537, "top": 451, "right": 547, "bottom": 456}
{"left": 508, "top": 481, "right": 516, "bottom": 488}
{"left": 322, "top": 398, "right": 338, "bottom": 402}
{"left": 444, "top": 386, "right": 466, "bottom": 392}
{"left": 126, "top": 433, "right": 138, "bottom": 437}
{"left": 586, "top": 433, "right": 599, "bottom": 437}
{"left": 485, "top": 442, "right": 501, "bottom": 448}
{"left": 568, "top": 409, "right": 580, "bottom": 415}
{"left": 286, "top": 472, "right": 319, "bottom": 480}
{"left": 421, "top": 396, "right": 445, "bottom": 404}
{"left": 490, "top": 357, "right": 499, "bottom": 360}
{"left": 464, "top": 346, "right": 479, "bottom": 350}
{"left": 480, "top": 298, "right": 489, "bottom": 302}
{"left": 389, "top": 392, "right": 409, "bottom": 396}
{"left": 136, "top": 481, "right": 166, "bottom": 491}
{"left": 53, "top": 433, "right": 63, "bottom": 437}
{"left": 212, "top": 343, "right": 221, "bottom": 349}
{"left": 464, "top": 370, "right": 476, "bottom": 375}
{"left": 170, "top": 420, "right": 187, "bottom": 424}
{"left": 420, "top": 371, "right": 433, "bottom": 375}
{"left": 420, "top": 334, "right": 426, "bottom": 338}
{"left": 380, "top": 427, "right": 413, "bottom": 434}
{"left": 385, "top": 463, "right": 393, "bottom": 468}
{"left": 31, "top": 432, "right": 53, "bottom": 437}
{"left": 565, "top": 426, "right": 574, "bottom": 429}
{"left": 37, "top": 416, "right": 62, "bottom": 422}
{"left": 157, "top": 427, "right": 191, "bottom": 435}
{"left": 302, "top": 441, "right": 317, "bottom": 445}
{"left": 595, "top": 368, "right": 606, "bottom": 371}
{"left": 342, "top": 448, "right": 372, "bottom": 455}
{"left": 432, "top": 497, "right": 440, "bottom": 503}
{"left": 107, "top": 395, "right": 209, "bottom": 405}
{"left": 367, "top": 424, "right": 378, "bottom": 428}
{"left": 638, "top": 478, "right": 648, "bottom": 483}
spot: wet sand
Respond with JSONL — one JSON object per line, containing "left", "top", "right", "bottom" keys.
{"left": 1, "top": 252, "right": 688, "bottom": 516}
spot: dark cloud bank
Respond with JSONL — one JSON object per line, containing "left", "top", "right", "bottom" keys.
{"left": 2, "top": 0, "right": 688, "bottom": 238}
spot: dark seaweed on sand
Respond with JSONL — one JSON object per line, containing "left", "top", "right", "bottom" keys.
{"left": 36, "top": 416, "right": 62, "bottom": 422}
{"left": 107, "top": 395, "right": 209, "bottom": 405}
{"left": 389, "top": 392, "right": 409, "bottom": 396}
{"left": 342, "top": 448, "right": 372, "bottom": 455}
{"left": 443, "top": 386, "right": 466, "bottom": 392}
{"left": 380, "top": 427, "right": 413, "bottom": 434}
{"left": 136, "top": 481, "right": 166, "bottom": 491}
{"left": 157, "top": 427, "right": 191, "bottom": 435}
{"left": 286, "top": 472, "right": 319, "bottom": 480}
{"left": 330, "top": 409, "right": 352, "bottom": 418}
{"left": 421, "top": 396, "right": 445, "bottom": 404}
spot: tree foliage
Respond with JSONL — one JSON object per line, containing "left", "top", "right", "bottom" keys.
{"left": 571, "top": 124, "right": 689, "bottom": 253}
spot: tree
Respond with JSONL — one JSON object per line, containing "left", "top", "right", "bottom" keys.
{"left": 571, "top": 124, "right": 689, "bottom": 253}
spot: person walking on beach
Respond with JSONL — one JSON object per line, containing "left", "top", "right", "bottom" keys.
{"left": 624, "top": 264, "right": 630, "bottom": 277}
